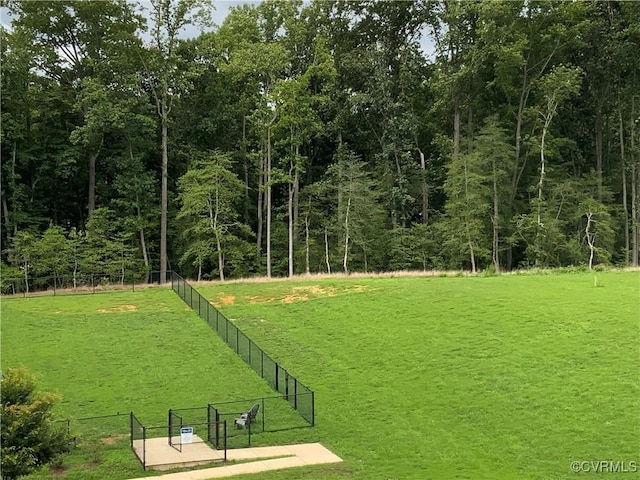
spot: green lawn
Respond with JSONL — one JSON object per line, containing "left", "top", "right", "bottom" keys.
{"left": 1, "top": 288, "right": 301, "bottom": 479}
{"left": 2, "top": 271, "right": 638, "bottom": 480}
{"left": 194, "top": 271, "right": 640, "bottom": 480}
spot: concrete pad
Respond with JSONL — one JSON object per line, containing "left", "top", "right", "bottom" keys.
{"left": 141, "top": 435, "right": 224, "bottom": 470}
{"left": 227, "top": 445, "right": 292, "bottom": 459}
{"left": 127, "top": 442, "right": 343, "bottom": 480}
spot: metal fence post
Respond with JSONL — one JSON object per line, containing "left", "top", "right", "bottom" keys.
{"left": 285, "top": 371, "right": 289, "bottom": 400}
{"left": 142, "top": 426, "right": 146, "bottom": 470}
{"left": 215, "top": 409, "right": 220, "bottom": 448}
{"left": 311, "top": 391, "right": 315, "bottom": 426}
{"left": 167, "top": 409, "right": 171, "bottom": 444}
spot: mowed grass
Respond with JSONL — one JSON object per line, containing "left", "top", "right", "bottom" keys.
{"left": 1, "top": 288, "right": 289, "bottom": 479}
{"left": 194, "top": 271, "right": 640, "bottom": 480}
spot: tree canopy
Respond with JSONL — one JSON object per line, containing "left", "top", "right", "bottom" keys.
{"left": 2, "top": 0, "right": 639, "bottom": 279}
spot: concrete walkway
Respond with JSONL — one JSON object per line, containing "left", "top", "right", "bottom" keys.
{"left": 127, "top": 442, "right": 342, "bottom": 480}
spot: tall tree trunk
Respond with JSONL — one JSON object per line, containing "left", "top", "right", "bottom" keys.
{"left": 136, "top": 201, "right": 150, "bottom": 282}
{"left": 363, "top": 246, "right": 368, "bottom": 273}
{"left": 160, "top": 94, "right": 169, "bottom": 283}
{"left": 585, "top": 212, "right": 595, "bottom": 270}
{"left": 288, "top": 160, "right": 294, "bottom": 278}
{"left": 293, "top": 145, "right": 300, "bottom": 234}
{"left": 619, "top": 99, "right": 629, "bottom": 265}
{"left": 242, "top": 115, "right": 250, "bottom": 225}
{"left": 343, "top": 196, "right": 351, "bottom": 274}
{"left": 418, "top": 147, "right": 428, "bottom": 224}
{"left": 256, "top": 146, "right": 264, "bottom": 265}
{"left": 513, "top": 59, "right": 529, "bottom": 194}
{"left": 10, "top": 142, "right": 17, "bottom": 235}
{"left": 463, "top": 155, "right": 476, "bottom": 273}
{"left": 216, "top": 231, "right": 224, "bottom": 281}
{"left": 492, "top": 157, "right": 500, "bottom": 272}
{"left": 324, "top": 226, "right": 331, "bottom": 274}
{"left": 632, "top": 96, "right": 638, "bottom": 266}
{"left": 538, "top": 114, "right": 553, "bottom": 226}
{"left": 87, "top": 135, "right": 103, "bottom": 216}
{"left": 210, "top": 193, "right": 224, "bottom": 282}
{"left": 595, "top": 101, "right": 604, "bottom": 201}
{"left": 266, "top": 125, "right": 272, "bottom": 278}
{"left": 304, "top": 205, "right": 310, "bottom": 275}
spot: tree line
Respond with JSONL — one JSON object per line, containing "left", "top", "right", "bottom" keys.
{"left": 2, "top": 0, "right": 639, "bottom": 282}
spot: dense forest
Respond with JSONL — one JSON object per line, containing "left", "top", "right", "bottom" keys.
{"left": 1, "top": 0, "right": 639, "bottom": 283}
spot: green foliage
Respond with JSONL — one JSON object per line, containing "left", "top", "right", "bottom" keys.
{"left": 323, "top": 146, "right": 383, "bottom": 273}
{"left": 32, "top": 226, "right": 71, "bottom": 277}
{"left": 83, "top": 208, "right": 138, "bottom": 277}
{"left": 1, "top": 367, "right": 70, "bottom": 480}
{"left": 177, "top": 150, "right": 253, "bottom": 280}
{"left": 2, "top": 0, "right": 640, "bottom": 277}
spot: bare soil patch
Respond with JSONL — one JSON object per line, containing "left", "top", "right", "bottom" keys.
{"left": 282, "top": 293, "right": 309, "bottom": 303}
{"left": 97, "top": 304, "right": 138, "bottom": 313}
{"left": 101, "top": 433, "right": 129, "bottom": 445}
{"left": 242, "top": 284, "right": 367, "bottom": 305}
{"left": 215, "top": 294, "right": 236, "bottom": 306}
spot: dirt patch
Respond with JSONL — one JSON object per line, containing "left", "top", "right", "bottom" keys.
{"left": 282, "top": 293, "right": 309, "bottom": 304}
{"left": 50, "top": 465, "right": 69, "bottom": 476}
{"left": 97, "top": 304, "right": 138, "bottom": 313}
{"left": 244, "top": 284, "right": 367, "bottom": 305}
{"left": 101, "top": 434, "right": 129, "bottom": 445}
{"left": 292, "top": 285, "right": 337, "bottom": 297}
{"left": 215, "top": 294, "right": 235, "bottom": 306}
{"left": 247, "top": 295, "right": 277, "bottom": 304}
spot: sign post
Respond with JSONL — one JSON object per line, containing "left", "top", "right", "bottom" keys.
{"left": 180, "top": 427, "right": 193, "bottom": 445}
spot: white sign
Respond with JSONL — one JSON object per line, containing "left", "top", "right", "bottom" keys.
{"left": 180, "top": 427, "right": 193, "bottom": 444}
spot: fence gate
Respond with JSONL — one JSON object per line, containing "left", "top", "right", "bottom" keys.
{"left": 168, "top": 410, "right": 183, "bottom": 452}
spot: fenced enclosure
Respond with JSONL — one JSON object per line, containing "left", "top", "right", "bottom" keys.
{"left": 130, "top": 411, "right": 227, "bottom": 470}
{"left": 55, "top": 412, "right": 131, "bottom": 448}
{"left": 210, "top": 394, "right": 312, "bottom": 448}
{"left": 170, "top": 272, "right": 315, "bottom": 427}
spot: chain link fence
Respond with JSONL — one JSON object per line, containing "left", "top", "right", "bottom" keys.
{"left": 170, "top": 272, "right": 315, "bottom": 427}
{"left": 1, "top": 270, "right": 176, "bottom": 297}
